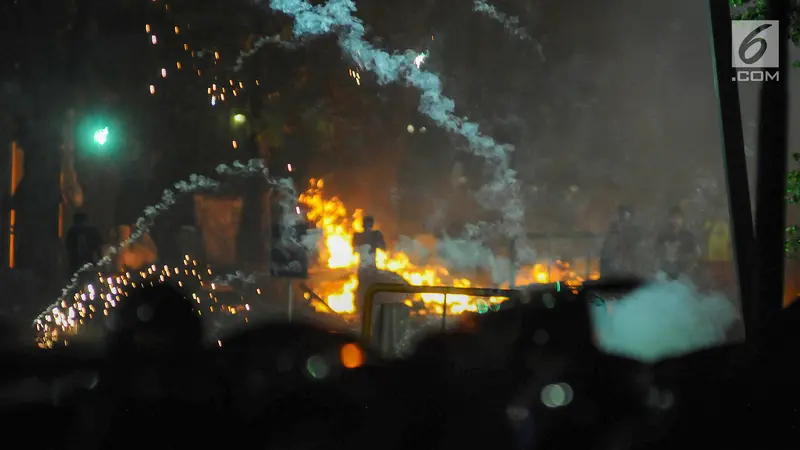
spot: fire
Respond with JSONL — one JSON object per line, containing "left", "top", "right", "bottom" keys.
{"left": 299, "top": 179, "right": 600, "bottom": 317}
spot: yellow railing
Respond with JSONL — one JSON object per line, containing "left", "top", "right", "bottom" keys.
{"left": 360, "top": 283, "right": 521, "bottom": 342}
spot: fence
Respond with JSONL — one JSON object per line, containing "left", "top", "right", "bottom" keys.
{"left": 360, "top": 283, "right": 521, "bottom": 354}
{"left": 509, "top": 232, "right": 604, "bottom": 287}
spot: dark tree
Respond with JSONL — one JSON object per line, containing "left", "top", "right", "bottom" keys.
{"left": 731, "top": 0, "right": 800, "bottom": 256}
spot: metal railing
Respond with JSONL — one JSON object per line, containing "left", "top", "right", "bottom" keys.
{"left": 298, "top": 282, "right": 338, "bottom": 315}
{"left": 360, "top": 283, "right": 521, "bottom": 343}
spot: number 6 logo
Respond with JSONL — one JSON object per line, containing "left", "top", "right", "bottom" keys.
{"left": 732, "top": 20, "right": 779, "bottom": 69}
{"left": 738, "top": 23, "right": 773, "bottom": 65}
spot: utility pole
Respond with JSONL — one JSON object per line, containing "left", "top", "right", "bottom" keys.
{"left": 707, "top": 0, "right": 756, "bottom": 337}
{"left": 754, "top": 0, "right": 790, "bottom": 327}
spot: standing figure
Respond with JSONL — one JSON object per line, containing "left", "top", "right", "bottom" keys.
{"left": 702, "top": 211, "right": 734, "bottom": 295}
{"left": 599, "top": 206, "right": 643, "bottom": 277}
{"left": 655, "top": 206, "right": 700, "bottom": 280}
{"left": 352, "top": 215, "right": 388, "bottom": 315}
{"left": 352, "top": 216, "right": 386, "bottom": 269}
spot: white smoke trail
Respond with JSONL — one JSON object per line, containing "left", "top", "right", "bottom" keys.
{"left": 472, "top": 0, "right": 531, "bottom": 40}
{"left": 265, "top": 0, "right": 525, "bottom": 245}
{"left": 215, "top": 270, "right": 259, "bottom": 285}
{"left": 591, "top": 278, "right": 740, "bottom": 362}
{"left": 34, "top": 159, "right": 292, "bottom": 325}
{"left": 234, "top": 34, "right": 304, "bottom": 71}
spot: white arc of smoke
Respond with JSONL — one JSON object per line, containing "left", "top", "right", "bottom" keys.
{"left": 34, "top": 159, "right": 291, "bottom": 327}
{"left": 234, "top": 34, "right": 304, "bottom": 71}
{"left": 591, "top": 279, "right": 740, "bottom": 363}
{"left": 473, "top": 0, "right": 531, "bottom": 40}
{"left": 266, "top": 0, "right": 524, "bottom": 239}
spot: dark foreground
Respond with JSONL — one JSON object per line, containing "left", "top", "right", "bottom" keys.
{"left": 1, "top": 280, "right": 798, "bottom": 450}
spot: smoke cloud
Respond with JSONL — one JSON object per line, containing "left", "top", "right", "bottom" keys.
{"left": 394, "top": 235, "right": 432, "bottom": 265}
{"left": 436, "top": 234, "right": 497, "bottom": 271}
{"left": 591, "top": 278, "right": 739, "bottom": 362}
{"left": 472, "top": 0, "right": 531, "bottom": 40}
{"left": 234, "top": 34, "right": 304, "bottom": 71}
{"left": 265, "top": 0, "right": 525, "bottom": 243}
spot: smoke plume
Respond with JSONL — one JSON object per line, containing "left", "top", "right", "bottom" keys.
{"left": 591, "top": 278, "right": 739, "bottom": 362}
{"left": 472, "top": 0, "right": 531, "bottom": 40}
{"left": 265, "top": 0, "right": 525, "bottom": 243}
{"left": 234, "top": 34, "right": 304, "bottom": 71}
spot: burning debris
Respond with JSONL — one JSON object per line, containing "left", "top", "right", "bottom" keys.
{"left": 298, "top": 179, "right": 600, "bottom": 317}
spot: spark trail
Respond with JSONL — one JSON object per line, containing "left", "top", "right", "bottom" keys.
{"left": 234, "top": 34, "right": 304, "bottom": 71}
{"left": 265, "top": 0, "right": 525, "bottom": 241}
{"left": 34, "top": 159, "right": 299, "bottom": 327}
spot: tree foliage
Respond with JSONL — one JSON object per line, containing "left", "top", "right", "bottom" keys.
{"left": 730, "top": 0, "right": 800, "bottom": 256}
{"left": 787, "top": 153, "right": 800, "bottom": 257}
{"left": 731, "top": 0, "right": 800, "bottom": 44}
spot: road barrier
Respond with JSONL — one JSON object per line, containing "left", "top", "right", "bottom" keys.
{"left": 360, "top": 283, "right": 521, "bottom": 345}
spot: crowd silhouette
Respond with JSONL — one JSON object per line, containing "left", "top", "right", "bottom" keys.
{"left": 0, "top": 280, "right": 799, "bottom": 449}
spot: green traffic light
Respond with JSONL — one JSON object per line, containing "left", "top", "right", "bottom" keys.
{"left": 93, "top": 127, "right": 109, "bottom": 146}
{"left": 233, "top": 114, "right": 246, "bottom": 125}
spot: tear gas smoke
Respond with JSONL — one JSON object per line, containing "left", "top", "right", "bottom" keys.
{"left": 472, "top": 0, "right": 531, "bottom": 40}
{"left": 394, "top": 235, "right": 432, "bottom": 265}
{"left": 216, "top": 270, "right": 258, "bottom": 285}
{"left": 433, "top": 233, "right": 538, "bottom": 285}
{"left": 435, "top": 234, "right": 496, "bottom": 272}
{"left": 265, "top": 0, "right": 526, "bottom": 243}
{"left": 37, "top": 0, "right": 535, "bottom": 329}
{"left": 234, "top": 34, "right": 304, "bottom": 71}
{"left": 591, "top": 278, "right": 739, "bottom": 362}
{"left": 34, "top": 159, "right": 302, "bottom": 326}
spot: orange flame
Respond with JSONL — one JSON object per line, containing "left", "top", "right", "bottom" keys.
{"left": 299, "top": 179, "right": 598, "bottom": 316}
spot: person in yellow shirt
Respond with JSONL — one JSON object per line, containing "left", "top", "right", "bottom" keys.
{"left": 703, "top": 213, "right": 734, "bottom": 295}
{"left": 705, "top": 220, "right": 732, "bottom": 262}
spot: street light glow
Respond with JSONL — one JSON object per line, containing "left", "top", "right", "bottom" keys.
{"left": 93, "top": 127, "right": 109, "bottom": 146}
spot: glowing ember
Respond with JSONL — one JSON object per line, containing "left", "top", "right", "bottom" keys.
{"left": 35, "top": 256, "right": 252, "bottom": 348}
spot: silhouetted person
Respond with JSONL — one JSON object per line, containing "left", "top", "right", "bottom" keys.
{"left": 655, "top": 206, "right": 700, "bottom": 280}
{"left": 600, "top": 206, "right": 643, "bottom": 277}
{"left": 106, "top": 283, "right": 203, "bottom": 359}
{"left": 65, "top": 212, "right": 103, "bottom": 274}
{"left": 352, "top": 216, "right": 407, "bottom": 317}
{"left": 74, "top": 283, "right": 209, "bottom": 450}
{"left": 352, "top": 216, "right": 385, "bottom": 269}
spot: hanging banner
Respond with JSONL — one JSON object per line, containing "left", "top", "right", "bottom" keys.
{"left": 194, "top": 195, "right": 243, "bottom": 266}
